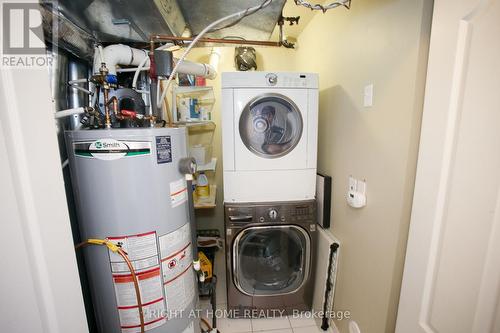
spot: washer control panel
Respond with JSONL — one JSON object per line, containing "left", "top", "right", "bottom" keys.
{"left": 268, "top": 209, "right": 278, "bottom": 220}
{"left": 225, "top": 201, "right": 316, "bottom": 224}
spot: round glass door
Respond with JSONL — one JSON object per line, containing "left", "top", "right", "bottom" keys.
{"left": 233, "top": 225, "right": 310, "bottom": 296}
{"left": 239, "top": 93, "right": 303, "bottom": 158}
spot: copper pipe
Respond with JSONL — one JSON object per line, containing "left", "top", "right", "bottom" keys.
{"left": 103, "top": 89, "right": 111, "bottom": 128}
{"left": 106, "top": 96, "right": 122, "bottom": 120}
{"left": 151, "top": 35, "right": 281, "bottom": 47}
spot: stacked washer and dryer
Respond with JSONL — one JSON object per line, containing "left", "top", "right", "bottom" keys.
{"left": 222, "top": 72, "right": 319, "bottom": 316}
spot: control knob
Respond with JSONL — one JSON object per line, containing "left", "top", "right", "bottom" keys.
{"left": 266, "top": 73, "right": 278, "bottom": 86}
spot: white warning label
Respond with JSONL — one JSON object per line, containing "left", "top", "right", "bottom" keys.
{"left": 170, "top": 178, "right": 188, "bottom": 207}
{"left": 107, "top": 232, "right": 167, "bottom": 333}
{"left": 159, "top": 223, "right": 196, "bottom": 314}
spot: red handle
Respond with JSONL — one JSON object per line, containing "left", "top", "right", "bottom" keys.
{"left": 120, "top": 109, "right": 137, "bottom": 118}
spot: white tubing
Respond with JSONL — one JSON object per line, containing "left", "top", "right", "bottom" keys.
{"left": 55, "top": 107, "right": 86, "bottom": 119}
{"left": 132, "top": 55, "right": 150, "bottom": 89}
{"left": 69, "top": 84, "right": 92, "bottom": 95}
{"left": 69, "top": 78, "right": 88, "bottom": 84}
{"left": 117, "top": 67, "right": 150, "bottom": 73}
{"left": 156, "top": 0, "right": 272, "bottom": 109}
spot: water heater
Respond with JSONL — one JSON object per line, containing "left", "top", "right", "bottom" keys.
{"left": 66, "top": 127, "right": 197, "bottom": 333}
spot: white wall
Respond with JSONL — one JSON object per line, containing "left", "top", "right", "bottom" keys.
{"left": 0, "top": 66, "right": 88, "bottom": 332}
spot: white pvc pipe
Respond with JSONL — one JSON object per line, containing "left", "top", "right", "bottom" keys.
{"left": 55, "top": 107, "right": 86, "bottom": 119}
{"left": 95, "top": 44, "right": 217, "bottom": 79}
{"left": 174, "top": 59, "right": 217, "bottom": 80}
{"left": 93, "top": 44, "right": 148, "bottom": 75}
{"left": 209, "top": 47, "right": 221, "bottom": 71}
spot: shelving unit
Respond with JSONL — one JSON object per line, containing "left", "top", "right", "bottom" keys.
{"left": 172, "top": 85, "right": 215, "bottom": 122}
{"left": 172, "top": 82, "right": 217, "bottom": 209}
{"left": 194, "top": 185, "right": 217, "bottom": 209}
{"left": 175, "top": 121, "right": 217, "bottom": 210}
{"left": 197, "top": 157, "right": 217, "bottom": 172}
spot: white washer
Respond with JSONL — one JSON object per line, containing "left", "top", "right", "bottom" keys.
{"left": 222, "top": 72, "right": 319, "bottom": 203}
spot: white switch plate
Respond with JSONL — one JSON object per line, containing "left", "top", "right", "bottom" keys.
{"left": 347, "top": 176, "right": 367, "bottom": 208}
{"left": 364, "top": 84, "right": 374, "bottom": 107}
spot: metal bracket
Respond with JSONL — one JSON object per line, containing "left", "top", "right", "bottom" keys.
{"left": 277, "top": 15, "right": 297, "bottom": 49}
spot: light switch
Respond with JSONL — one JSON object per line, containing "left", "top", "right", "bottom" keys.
{"left": 364, "top": 84, "right": 374, "bottom": 107}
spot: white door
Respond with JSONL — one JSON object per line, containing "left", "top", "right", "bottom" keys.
{"left": 396, "top": 0, "right": 500, "bottom": 332}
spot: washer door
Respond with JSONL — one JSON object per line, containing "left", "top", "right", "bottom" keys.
{"left": 233, "top": 225, "right": 310, "bottom": 296}
{"left": 239, "top": 93, "right": 303, "bottom": 159}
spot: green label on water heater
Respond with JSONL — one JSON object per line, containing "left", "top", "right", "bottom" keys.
{"left": 74, "top": 139, "right": 151, "bottom": 161}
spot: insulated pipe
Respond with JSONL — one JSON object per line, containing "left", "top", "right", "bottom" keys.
{"left": 131, "top": 56, "right": 217, "bottom": 81}
{"left": 94, "top": 44, "right": 217, "bottom": 79}
{"left": 174, "top": 58, "right": 217, "bottom": 80}
{"left": 93, "top": 44, "right": 148, "bottom": 75}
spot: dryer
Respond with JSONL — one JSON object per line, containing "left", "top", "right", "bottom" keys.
{"left": 222, "top": 72, "right": 319, "bottom": 203}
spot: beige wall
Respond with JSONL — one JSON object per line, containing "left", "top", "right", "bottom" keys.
{"left": 292, "top": 0, "right": 432, "bottom": 332}
{"left": 182, "top": 0, "right": 432, "bottom": 331}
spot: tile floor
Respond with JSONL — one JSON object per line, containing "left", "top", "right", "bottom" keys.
{"left": 197, "top": 248, "right": 338, "bottom": 333}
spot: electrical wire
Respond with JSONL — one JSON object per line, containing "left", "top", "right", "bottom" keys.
{"left": 75, "top": 239, "right": 145, "bottom": 333}
{"left": 156, "top": 0, "right": 273, "bottom": 110}
{"left": 294, "top": 0, "right": 351, "bottom": 12}
{"left": 200, "top": 317, "right": 218, "bottom": 333}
